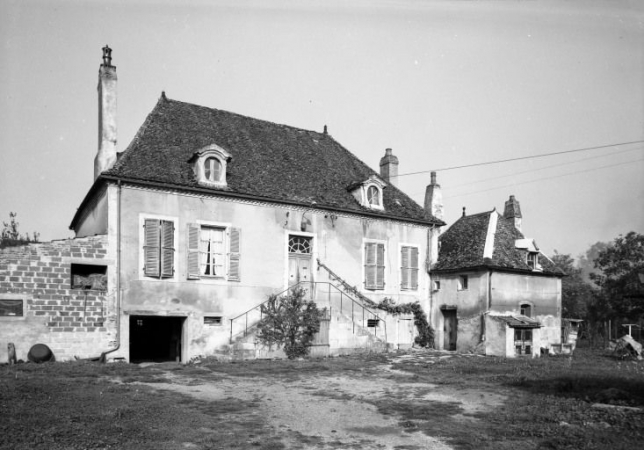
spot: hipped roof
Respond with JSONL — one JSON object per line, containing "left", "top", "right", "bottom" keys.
{"left": 72, "top": 95, "right": 444, "bottom": 228}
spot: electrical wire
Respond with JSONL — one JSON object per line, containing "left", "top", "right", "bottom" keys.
{"left": 397, "top": 139, "right": 644, "bottom": 178}
{"left": 441, "top": 157, "right": 644, "bottom": 200}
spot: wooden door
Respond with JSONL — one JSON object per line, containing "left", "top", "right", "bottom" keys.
{"left": 442, "top": 309, "right": 457, "bottom": 351}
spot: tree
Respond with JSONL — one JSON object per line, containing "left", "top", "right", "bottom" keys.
{"left": 256, "top": 287, "right": 322, "bottom": 359}
{"left": 1, "top": 212, "right": 40, "bottom": 248}
{"left": 590, "top": 232, "right": 644, "bottom": 320}
{"left": 551, "top": 250, "right": 596, "bottom": 319}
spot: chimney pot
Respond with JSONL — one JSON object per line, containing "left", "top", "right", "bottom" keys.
{"left": 379, "top": 147, "right": 399, "bottom": 187}
{"left": 424, "top": 171, "right": 443, "bottom": 220}
{"left": 94, "top": 46, "right": 118, "bottom": 180}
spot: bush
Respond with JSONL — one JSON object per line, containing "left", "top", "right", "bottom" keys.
{"left": 256, "top": 287, "right": 322, "bottom": 359}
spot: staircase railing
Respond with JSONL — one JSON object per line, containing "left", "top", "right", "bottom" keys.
{"left": 228, "top": 281, "right": 387, "bottom": 344}
{"left": 316, "top": 258, "right": 376, "bottom": 307}
{"left": 229, "top": 281, "right": 312, "bottom": 344}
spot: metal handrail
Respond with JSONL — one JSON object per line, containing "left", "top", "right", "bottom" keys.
{"left": 228, "top": 281, "right": 387, "bottom": 344}
{"left": 229, "top": 281, "right": 313, "bottom": 344}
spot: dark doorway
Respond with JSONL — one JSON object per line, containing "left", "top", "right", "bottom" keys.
{"left": 129, "top": 316, "right": 184, "bottom": 363}
{"left": 442, "top": 309, "right": 457, "bottom": 351}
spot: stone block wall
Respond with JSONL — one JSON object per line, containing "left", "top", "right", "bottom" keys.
{"left": 0, "top": 236, "right": 117, "bottom": 362}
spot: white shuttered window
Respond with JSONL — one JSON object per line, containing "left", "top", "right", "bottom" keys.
{"left": 400, "top": 246, "right": 419, "bottom": 290}
{"left": 365, "top": 242, "right": 385, "bottom": 290}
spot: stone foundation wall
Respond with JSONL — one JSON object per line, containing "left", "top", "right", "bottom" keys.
{"left": 0, "top": 236, "right": 116, "bottom": 362}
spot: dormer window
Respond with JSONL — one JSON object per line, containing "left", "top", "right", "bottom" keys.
{"left": 204, "top": 157, "right": 223, "bottom": 183}
{"left": 367, "top": 186, "right": 380, "bottom": 207}
{"left": 348, "top": 175, "right": 386, "bottom": 210}
{"left": 527, "top": 252, "right": 538, "bottom": 269}
{"left": 191, "top": 144, "right": 232, "bottom": 188}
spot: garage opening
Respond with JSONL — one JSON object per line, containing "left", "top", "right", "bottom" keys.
{"left": 129, "top": 316, "right": 185, "bottom": 363}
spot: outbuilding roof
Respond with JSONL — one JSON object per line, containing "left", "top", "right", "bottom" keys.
{"left": 432, "top": 209, "right": 562, "bottom": 276}
{"left": 74, "top": 94, "right": 443, "bottom": 228}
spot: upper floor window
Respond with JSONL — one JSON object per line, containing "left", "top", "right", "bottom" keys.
{"left": 143, "top": 218, "right": 175, "bottom": 279}
{"left": 458, "top": 275, "right": 468, "bottom": 291}
{"left": 187, "top": 223, "right": 241, "bottom": 281}
{"left": 364, "top": 241, "right": 385, "bottom": 290}
{"left": 520, "top": 303, "right": 532, "bottom": 317}
{"left": 400, "top": 245, "right": 419, "bottom": 291}
{"left": 191, "top": 144, "right": 232, "bottom": 188}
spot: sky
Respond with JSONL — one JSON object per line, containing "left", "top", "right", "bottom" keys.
{"left": 1, "top": 0, "right": 643, "bottom": 261}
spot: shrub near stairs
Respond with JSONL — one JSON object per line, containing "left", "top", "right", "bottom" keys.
{"left": 256, "top": 287, "right": 323, "bottom": 359}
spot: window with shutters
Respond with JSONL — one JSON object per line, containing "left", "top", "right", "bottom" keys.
{"left": 364, "top": 241, "right": 385, "bottom": 290}
{"left": 187, "top": 223, "right": 241, "bottom": 281}
{"left": 400, "top": 245, "right": 419, "bottom": 291}
{"left": 143, "top": 218, "right": 175, "bottom": 279}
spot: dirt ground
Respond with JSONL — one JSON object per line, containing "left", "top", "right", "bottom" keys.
{"left": 2, "top": 346, "right": 643, "bottom": 450}
{"left": 139, "top": 352, "right": 494, "bottom": 449}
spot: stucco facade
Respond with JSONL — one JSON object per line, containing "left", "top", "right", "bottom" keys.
{"left": 71, "top": 183, "right": 435, "bottom": 362}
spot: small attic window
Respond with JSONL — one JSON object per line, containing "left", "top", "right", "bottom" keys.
{"left": 204, "top": 157, "right": 223, "bottom": 183}
{"left": 191, "top": 144, "right": 231, "bottom": 188}
{"left": 367, "top": 186, "right": 380, "bottom": 206}
{"left": 527, "top": 252, "right": 542, "bottom": 271}
{"left": 348, "top": 175, "right": 386, "bottom": 211}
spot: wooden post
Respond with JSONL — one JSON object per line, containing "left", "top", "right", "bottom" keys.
{"left": 8, "top": 343, "right": 17, "bottom": 365}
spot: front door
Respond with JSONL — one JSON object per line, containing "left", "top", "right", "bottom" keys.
{"left": 442, "top": 309, "right": 457, "bottom": 351}
{"left": 288, "top": 235, "right": 313, "bottom": 295}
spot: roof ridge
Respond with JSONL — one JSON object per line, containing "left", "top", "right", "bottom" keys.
{"left": 164, "top": 96, "right": 328, "bottom": 138}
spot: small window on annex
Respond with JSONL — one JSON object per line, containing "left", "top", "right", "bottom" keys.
{"left": 527, "top": 252, "right": 538, "bottom": 269}
{"left": 457, "top": 275, "right": 468, "bottom": 291}
{"left": 520, "top": 303, "right": 532, "bottom": 317}
{"left": 204, "top": 316, "right": 223, "bottom": 326}
{"left": 0, "top": 299, "right": 23, "bottom": 317}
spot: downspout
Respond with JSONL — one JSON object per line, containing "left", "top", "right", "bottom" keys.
{"left": 99, "top": 180, "right": 122, "bottom": 362}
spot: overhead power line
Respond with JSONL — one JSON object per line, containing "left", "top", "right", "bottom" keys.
{"left": 396, "top": 140, "right": 644, "bottom": 178}
{"left": 441, "top": 156, "right": 644, "bottom": 200}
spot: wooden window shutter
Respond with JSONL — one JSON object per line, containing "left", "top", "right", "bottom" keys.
{"left": 376, "top": 243, "right": 385, "bottom": 289}
{"left": 143, "top": 219, "right": 161, "bottom": 277}
{"left": 187, "top": 223, "right": 200, "bottom": 280}
{"left": 401, "top": 246, "right": 410, "bottom": 290}
{"left": 160, "top": 220, "right": 175, "bottom": 278}
{"left": 365, "top": 242, "right": 377, "bottom": 289}
{"left": 410, "top": 247, "right": 419, "bottom": 290}
{"left": 228, "top": 228, "right": 241, "bottom": 281}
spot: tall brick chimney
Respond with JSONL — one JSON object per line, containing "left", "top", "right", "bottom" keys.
{"left": 424, "top": 171, "right": 443, "bottom": 220}
{"left": 379, "top": 148, "right": 399, "bottom": 187}
{"left": 94, "top": 45, "right": 117, "bottom": 181}
{"left": 503, "top": 195, "right": 522, "bottom": 231}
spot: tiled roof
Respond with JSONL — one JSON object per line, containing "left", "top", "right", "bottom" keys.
{"left": 101, "top": 95, "right": 443, "bottom": 225}
{"left": 432, "top": 210, "right": 562, "bottom": 276}
{"left": 490, "top": 314, "right": 542, "bottom": 329}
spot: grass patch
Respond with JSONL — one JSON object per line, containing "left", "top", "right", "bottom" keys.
{"left": 0, "top": 361, "right": 282, "bottom": 450}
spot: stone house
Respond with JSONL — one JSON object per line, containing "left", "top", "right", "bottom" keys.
{"left": 430, "top": 196, "right": 564, "bottom": 357}
{"left": 0, "top": 47, "right": 444, "bottom": 362}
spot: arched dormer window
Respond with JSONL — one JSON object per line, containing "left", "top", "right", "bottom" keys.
{"left": 367, "top": 186, "right": 380, "bottom": 207}
{"left": 204, "top": 157, "right": 223, "bottom": 183}
{"left": 190, "top": 144, "right": 232, "bottom": 188}
{"left": 348, "top": 175, "right": 386, "bottom": 211}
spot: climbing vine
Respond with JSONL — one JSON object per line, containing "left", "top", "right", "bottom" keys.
{"left": 373, "top": 298, "right": 435, "bottom": 348}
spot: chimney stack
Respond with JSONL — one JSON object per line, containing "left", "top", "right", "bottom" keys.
{"left": 379, "top": 148, "right": 399, "bottom": 187}
{"left": 424, "top": 171, "right": 443, "bottom": 220}
{"left": 94, "top": 45, "right": 118, "bottom": 181}
{"left": 503, "top": 195, "right": 522, "bottom": 231}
